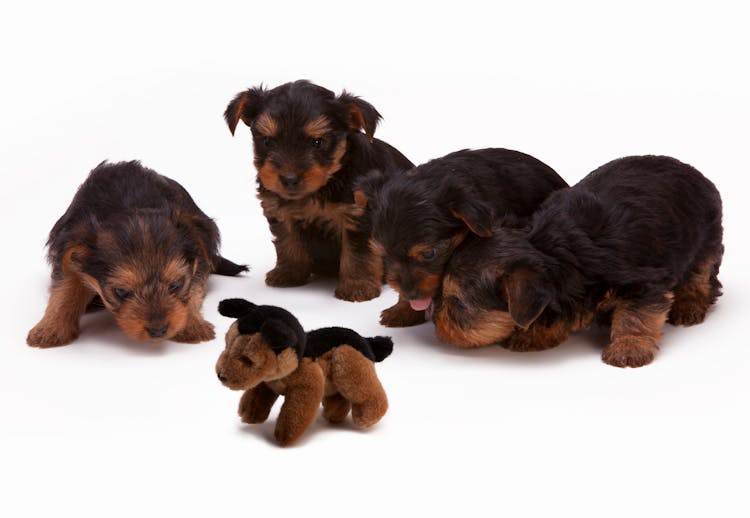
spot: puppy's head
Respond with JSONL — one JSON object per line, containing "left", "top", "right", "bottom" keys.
{"left": 433, "top": 229, "right": 555, "bottom": 348}
{"left": 357, "top": 169, "right": 495, "bottom": 311}
{"left": 225, "top": 80, "right": 381, "bottom": 200}
{"left": 67, "top": 209, "right": 211, "bottom": 342}
{"left": 215, "top": 299, "right": 305, "bottom": 390}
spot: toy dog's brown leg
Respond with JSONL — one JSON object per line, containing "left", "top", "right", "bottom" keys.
{"left": 172, "top": 279, "right": 215, "bottom": 343}
{"left": 330, "top": 345, "right": 388, "bottom": 428}
{"left": 321, "top": 393, "right": 351, "bottom": 423}
{"left": 27, "top": 274, "right": 95, "bottom": 348}
{"left": 335, "top": 229, "right": 381, "bottom": 302}
{"left": 668, "top": 257, "right": 720, "bottom": 326}
{"left": 502, "top": 319, "right": 570, "bottom": 352}
{"left": 602, "top": 297, "right": 671, "bottom": 368}
{"left": 274, "top": 359, "right": 325, "bottom": 446}
{"left": 265, "top": 219, "right": 313, "bottom": 287}
{"left": 238, "top": 383, "right": 279, "bottom": 424}
{"left": 380, "top": 296, "right": 427, "bottom": 327}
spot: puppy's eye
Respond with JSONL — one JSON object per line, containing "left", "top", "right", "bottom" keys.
{"left": 114, "top": 288, "right": 133, "bottom": 300}
{"left": 263, "top": 136, "right": 275, "bottom": 148}
{"left": 239, "top": 356, "right": 254, "bottom": 367}
{"left": 311, "top": 138, "right": 323, "bottom": 149}
{"left": 168, "top": 279, "right": 184, "bottom": 294}
{"left": 450, "top": 296, "right": 467, "bottom": 310}
{"left": 421, "top": 248, "right": 437, "bottom": 261}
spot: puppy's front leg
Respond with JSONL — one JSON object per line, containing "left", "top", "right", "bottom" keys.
{"left": 602, "top": 297, "right": 671, "bottom": 368}
{"left": 274, "top": 359, "right": 324, "bottom": 446}
{"left": 27, "top": 273, "right": 95, "bottom": 348}
{"left": 173, "top": 280, "right": 215, "bottom": 343}
{"left": 502, "top": 320, "right": 570, "bottom": 352}
{"left": 380, "top": 296, "right": 427, "bottom": 327}
{"left": 335, "top": 228, "right": 382, "bottom": 302}
{"left": 265, "top": 218, "right": 313, "bottom": 287}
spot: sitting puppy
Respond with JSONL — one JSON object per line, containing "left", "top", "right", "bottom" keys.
{"left": 27, "top": 161, "right": 247, "bottom": 347}
{"left": 224, "top": 80, "right": 413, "bottom": 301}
{"left": 216, "top": 299, "right": 392, "bottom": 446}
{"left": 434, "top": 155, "right": 724, "bottom": 367}
{"left": 356, "top": 148, "right": 567, "bottom": 327}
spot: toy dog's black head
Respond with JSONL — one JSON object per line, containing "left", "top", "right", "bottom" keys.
{"left": 357, "top": 166, "right": 495, "bottom": 312}
{"left": 224, "top": 80, "right": 381, "bottom": 201}
{"left": 215, "top": 299, "right": 307, "bottom": 390}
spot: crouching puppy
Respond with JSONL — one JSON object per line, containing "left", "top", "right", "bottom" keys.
{"left": 225, "top": 80, "right": 414, "bottom": 301}
{"left": 27, "top": 161, "right": 247, "bottom": 347}
{"left": 434, "top": 155, "right": 723, "bottom": 367}
{"left": 356, "top": 148, "right": 567, "bottom": 327}
{"left": 216, "top": 298, "right": 391, "bottom": 446}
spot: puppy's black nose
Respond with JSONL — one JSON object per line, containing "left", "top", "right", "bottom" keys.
{"left": 217, "top": 372, "right": 227, "bottom": 383}
{"left": 147, "top": 325, "right": 169, "bottom": 339}
{"left": 280, "top": 173, "right": 300, "bottom": 188}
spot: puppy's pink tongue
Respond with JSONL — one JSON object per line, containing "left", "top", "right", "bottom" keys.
{"left": 409, "top": 298, "right": 432, "bottom": 311}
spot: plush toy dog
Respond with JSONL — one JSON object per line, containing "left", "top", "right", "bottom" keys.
{"left": 215, "top": 299, "right": 392, "bottom": 446}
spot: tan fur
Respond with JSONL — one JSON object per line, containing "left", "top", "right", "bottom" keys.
{"left": 602, "top": 295, "right": 673, "bottom": 368}
{"left": 380, "top": 296, "right": 427, "bottom": 328}
{"left": 303, "top": 115, "right": 332, "bottom": 138}
{"left": 336, "top": 229, "right": 382, "bottom": 302}
{"left": 669, "top": 258, "right": 716, "bottom": 326}
{"left": 254, "top": 112, "right": 279, "bottom": 137}
{"left": 503, "top": 319, "right": 570, "bottom": 352}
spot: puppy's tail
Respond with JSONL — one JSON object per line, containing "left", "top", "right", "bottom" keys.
{"left": 213, "top": 255, "right": 249, "bottom": 276}
{"left": 366, "top": 336, "right": 394, "bottom": 362}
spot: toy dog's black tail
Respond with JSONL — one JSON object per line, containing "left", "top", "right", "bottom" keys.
{"left": 367, "top": 336, "right": 393, "bottom": 362}
{"left": 213, "top": 255, "right": 249, "bottom": 276}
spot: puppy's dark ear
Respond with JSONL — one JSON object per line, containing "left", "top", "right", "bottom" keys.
{"left": 224, "top": 87, "right": 266, "bottom": 136}
{"left": 338, "top": 91, "right": 381, "bottom": 142}
{"left": 218, "top": 298, "right": 257, "bottom": 318}
{"left": 352, "top": 169, "right": 387, "bottom": 209}
{"left": 503, "top": 267, "right": 552, "bottom": 329}
{"left": 260, "top": 318, "right": 300, "bottom": 354}
{"left": 450, "top": 198, "right": 494, "bottom": 237}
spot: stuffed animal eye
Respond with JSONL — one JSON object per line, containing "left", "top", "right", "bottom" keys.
{"left": 114, "top": 288, "right": 133, "bottom": 300}
{"left": 168, "top": 279, "right": 184, "bottom": 294}
{"left": 239, "top": 356, "right": 254, "bottom": 367}
{"left": 421, "top": 248, "right": 437, "bottom": 261}
{"left": 311, "top": 138, "right": 323, "bottom": 148}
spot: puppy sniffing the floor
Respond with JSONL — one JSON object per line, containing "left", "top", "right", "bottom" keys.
{"left": 27, "top": 161, "right": 247, "bottom": 348}
{"left": 224, "top": 80, "right": 413, "bottom": 301}
{"left": 434, "top": 155, "right": 723, "bottom": 367}
{"left": 356, "top": 148, "right": 567, "bottom": 327}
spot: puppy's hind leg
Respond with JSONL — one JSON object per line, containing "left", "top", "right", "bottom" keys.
{"left": 669, "top": 255, "right": 723, "bottom": 326}
{"left": 27, "top": 273, "right": 95, "bottom": 347}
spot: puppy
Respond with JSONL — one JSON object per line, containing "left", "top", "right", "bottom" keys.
{"left": 356, "top": 148, "right": 567, "bottom": 327}
{"left": 224, "top": 80, "right": 413, "bottom": 301}
{"left": 216, "top": 299, "right": 392, "bottom": 446}
{"left": 434, "top": 155, "right": 723, "bottom": 367}
{"left": 27, "top": 161, "right": 247, "bottom": 347}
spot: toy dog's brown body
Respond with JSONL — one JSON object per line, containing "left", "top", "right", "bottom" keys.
{"left": 216, "top": 300, "right": 391, "bottom": 446}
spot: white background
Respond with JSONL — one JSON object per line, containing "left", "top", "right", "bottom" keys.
{"left": 1, "top": 1, "right": 749, "bottom": 516}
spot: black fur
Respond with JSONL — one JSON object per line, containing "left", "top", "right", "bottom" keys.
{"left": 441, "top": 155, "right": 724, "bottom": 350}
{"left": 305, "top": 327, "right": 393, "bottom": 362}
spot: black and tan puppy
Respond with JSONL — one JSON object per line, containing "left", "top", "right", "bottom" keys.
{"left": 434, "top": 155, "right": 723, "bottom": 367}
{"left": 27, "top": 161, "right": 247, "bottom": 347}
{"left": 224, "top": 80, "right": 413, "bottom": 301}
{"left": 216, "top": 299, "right": 391, "bottom": 446}
{"left": 356, "top": 148, "right": 567, "bottom": 327}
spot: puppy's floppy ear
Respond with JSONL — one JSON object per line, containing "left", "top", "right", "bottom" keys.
{"left": 224, "top": 86, "right": 266, "bottom": 136}
{"left": 218, "top": 298, "right": 257, "bottom": 318}
{"left": 449, "top": 197, "right": 494, "bottom": 237}
{"left": 503, "top": 266, "right": 552, "bottom": 329}
{"left": 337, "top": 91, "right": 381, "bottom": 142}
{"left": 260, "top": 318, "right": 301, "bottom": 354}
{"left": 352, "top": 169, "right": 387, "bottom": 209}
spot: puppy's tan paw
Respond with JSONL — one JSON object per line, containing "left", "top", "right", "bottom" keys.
{"left": 27, "top": 321, "right": 77, "bottom": 348}
{"left": 173, "top": 319, "right": 215, "bottom": 343}
{"left": 335, "top": 280, "right": 380, "bottom": 302}
{"left": 266, "top": 266, "right": 310, "bottom": 287}
{"left": 602, "top": 337, "right": 657, "bottom": 368}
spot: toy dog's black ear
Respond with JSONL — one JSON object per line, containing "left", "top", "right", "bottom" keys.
{"left": 218, "top": 298, "right": 256, "bottom": 318}
{"left": 503, "top": 266, "right": 552, "bottom": 329}
{"left": 449, "top": 195, "right": 494, "bottom": 237}
{"left": 260, "top": 318, "right": 300, "bottom": 354}
{"left": 337, "top": 91, "right": 381, "bottom": 142}
{"left": 224, "top": 86, "right": 266, "bottom": 136}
